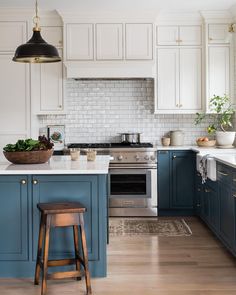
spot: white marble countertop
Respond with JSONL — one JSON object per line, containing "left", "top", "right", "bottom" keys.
{"left": 156, "top": 145, "right": 236, "bottom": 168}
{"left": 0, "top": 155, "right": 110, "bottom": 175}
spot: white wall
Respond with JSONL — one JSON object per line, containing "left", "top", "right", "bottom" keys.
{"left": 38, "top": 79, "right": 213, "bottom": 145}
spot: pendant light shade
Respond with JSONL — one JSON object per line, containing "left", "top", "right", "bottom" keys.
{"left": 13, "top": 0, "right": 61, "bottom": 63}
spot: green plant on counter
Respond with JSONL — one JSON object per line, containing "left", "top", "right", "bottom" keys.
{"left": 195, "top": 95, "right": 235, "bottom": 134}
{"left": 3, "top": 136, "right": 53, "bottom": 152}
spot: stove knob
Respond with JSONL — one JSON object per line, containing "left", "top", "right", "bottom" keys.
{"left": 150, "top": 155, "right": 156, "bottom": 161}
{"left": 135, "top": 155, "right": 140, "bottom": 161}
{"left": 144, "top": 155, "right": 150, "bottom": 160}
{"left": 117, "top": 155, "right": 123, "bottom": 161}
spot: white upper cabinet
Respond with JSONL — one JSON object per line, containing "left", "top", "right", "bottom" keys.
{"left": 179, "top": 48, "right": 202, "bottom": 110}
{"left": 39, "top": 49, "right": 63, "bottom": 113}
{"left": 0, "top": 22, "right": 26, "bottom": 51}
{"left": 208, "top": 46, "right": 230, "bottom": 101}
{"left": 96, "top": 24, "right": 123, "bottom": 60}
{"left": 66, "top": 23, "right": 94, "bottom": 60}
{"left": 125, "top": 23, "right": 153, "bottom": 60}
{"left": 157, "top": 48, "right": 179, "bottom": 110}
{"left": 41, "top": 26, "right": 63, "bottom": 47}
{"left": 157, "top": 26, "right": 178, "bottom": 45}
{"left": 208, "top": 24, "right": 230, "bottom": 44}
{"left": 157, "top": 25, "right": 202, "bottom": 46}
{"left": 156, "top": 48, "right": 202, "bottom": 113}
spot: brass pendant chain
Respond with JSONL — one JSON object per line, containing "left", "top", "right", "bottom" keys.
{"left": 33, "top": 0, "right": 41, "bottom": 31}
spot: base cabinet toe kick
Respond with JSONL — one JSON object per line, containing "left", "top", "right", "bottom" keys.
{"left": 0, "top": 174, "right": 108, "bottom": 278}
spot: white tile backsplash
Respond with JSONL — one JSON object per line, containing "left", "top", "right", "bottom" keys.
{"left": 39, "top": 79, "right": 215, "bottom": 145}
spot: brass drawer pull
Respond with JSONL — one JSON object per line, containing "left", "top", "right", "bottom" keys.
{"left": 205, "top": 189, "right": 211, "bottom": 193}
{"left": 218, "top": 171, "right": 228, "bottom": 176}
{"left": 21, "top": 179, "right": 27, "bottom": 185}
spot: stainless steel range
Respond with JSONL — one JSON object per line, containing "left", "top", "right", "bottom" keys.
{"left": 67, "top": 143, "right": 157, "bottom": 217}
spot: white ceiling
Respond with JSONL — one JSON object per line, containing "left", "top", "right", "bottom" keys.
{"left": 0, "top": 0, "right": 236, "bottom": 13}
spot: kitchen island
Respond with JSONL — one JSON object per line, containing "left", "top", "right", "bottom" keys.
{"left": 0, "top": 155, "right": 110, "bottom": 278}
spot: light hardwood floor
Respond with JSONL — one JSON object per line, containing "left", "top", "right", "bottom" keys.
{"left": 1, "top": 217, "right": 236, "bottom": 295}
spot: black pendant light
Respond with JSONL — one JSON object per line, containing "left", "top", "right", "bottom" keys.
{"left": 13, "top": 0, "right": 61, "bottom": 63}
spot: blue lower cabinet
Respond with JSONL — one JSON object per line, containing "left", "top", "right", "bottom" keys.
{"left": 0, "top": 174, "right": 108, "bottom": 278}
{"left": 158, "top": 150, "right": 195, "bottom": 215}
{"left": 0, "top": 175, "right": 28, "bottom": 261}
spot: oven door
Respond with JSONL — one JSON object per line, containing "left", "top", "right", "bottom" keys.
{"left": 109, "top": 168, "right": 152, "bottom": 199}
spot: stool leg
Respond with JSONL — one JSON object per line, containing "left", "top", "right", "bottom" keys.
{"left": 41, "top": 215, "right": 51, "bottom": 295}
{"left": 34, "top": 214, "right": 45, "bottom": 285}
{"left": 73, "top": 225, "right": 82, "bottom": 281}
{"left": 79, "top": 213, "right": 92, "bottom": 295}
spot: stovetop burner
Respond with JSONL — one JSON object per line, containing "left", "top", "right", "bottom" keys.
{"left": 67, "top": 142, "right": 153, "bottom": 149}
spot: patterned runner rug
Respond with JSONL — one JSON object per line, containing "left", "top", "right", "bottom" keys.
{"left": 109, "top": 218, "right": 192, "bottom": 236}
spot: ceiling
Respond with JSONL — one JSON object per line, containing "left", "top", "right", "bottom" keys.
{"left": 0, "top": 0, "right": 236, "bottom": 13}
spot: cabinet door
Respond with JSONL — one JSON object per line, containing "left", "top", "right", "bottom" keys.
{"left": 0, "top": 21, "right": 26, "bottom": 51}
{"left": 32, "top": 175, "right": 100, "bottom": 261}
{"left": 157, "top": 26, "right": 178, "bottom": 46}
{"left": 0, "top": 176, "right": 28, "bottom": 261}
{"left": 41, "top": 26, "right": 63, "bottom": 47}
{"left": 208, "top": 24, "right": 230, "bottom": 44}
{"left": 39, "top": 49, "right": 63, "bottom": 112}
{"left": 179, "top": 48, "right": 202, "bottom": 110}
{"left": 157, "top": 48, "right": 179, "bottom": 110}
{"left": 200, "top": 188, "right": 210, "bottom": 223}
{"left": 208, "top": 46, "right": 230, "bottom": 101}
{"left": 125, "top": 23, "right": 153, "bottom": 60}
{"left": 205, "top": 186, "right": 219, "bottom": 232}
{"left": 66, "top": 23, "right": 94, "bottom": 60}
{"left": 96, "top": 24, "right": 123, "bottom": 60}
{"left": 179, "top": 26, "right": 202, "bottom": 45}
{"left": 171, "top": 152, "right": 194, "bottom": 209}
{"left": 157, "top": 151, "right": 170, "bottom": 209}
{"left": 219, "top": 181, "right": 234, "bottom": 248}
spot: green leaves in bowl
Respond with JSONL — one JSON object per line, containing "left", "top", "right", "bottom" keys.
{"left": 3, "top": 136, "right": 54, "bottom": 152}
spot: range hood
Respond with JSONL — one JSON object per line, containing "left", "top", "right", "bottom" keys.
{"left": 64, "top": 61, "right": 156, "bottom": 79}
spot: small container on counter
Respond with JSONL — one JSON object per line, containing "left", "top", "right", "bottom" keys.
{"left": 170, "top": 130, "right": 184, "bottom": 146}
{"left": 70, "top": 148, "right": 80, "bottom": 161}
{"left": 161, "top": 137, "right": 170, "bottom": 146}
{"left": 87, "top": 149, "right": 97, "bottom": 161}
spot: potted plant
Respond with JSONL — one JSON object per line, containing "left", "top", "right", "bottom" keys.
{"left": 195, "top": 95, "right": 236, "bottom": 147}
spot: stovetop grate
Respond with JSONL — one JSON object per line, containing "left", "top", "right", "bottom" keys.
{"left": 67, "top": 142, "right": 153, "bottom": 149}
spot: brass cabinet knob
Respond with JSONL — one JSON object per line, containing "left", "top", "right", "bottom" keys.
{"left": 233, "top": 194, "right": 236, "bottom": 198}
{"left": 21, "top": 179, "right": 27, "bottom": 185}
{"left": 209, "top": 37, "right": 213, "bottom": 41}
{"left": 176, "top": 104, "right": 179, "bottom": 107}
{"left": 32, "top": 179, "right": 38, "bottom": 185}
{"left": 173, "top": 155, "right": 177, "bottom": 159}
{"left": 58, "top": 105, "right": 62, "bottom": 109}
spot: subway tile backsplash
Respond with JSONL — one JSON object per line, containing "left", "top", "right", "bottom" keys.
{"left": 39, "top": 79, "right": 213, "bottom": 145}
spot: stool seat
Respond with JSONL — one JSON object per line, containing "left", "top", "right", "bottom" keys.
{"left": 37, "top": 202, "right": 86, "bottom": 214}
{"left": 34, "top": 201, "right": 92, "bottom": 295}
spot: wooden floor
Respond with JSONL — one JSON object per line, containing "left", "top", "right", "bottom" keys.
{"left": 1, "top": 217, "right": 236, "bottom": 295}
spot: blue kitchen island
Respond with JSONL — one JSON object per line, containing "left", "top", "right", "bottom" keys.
{"left": 0, "top": 155, "right": 109, "bottom": 278}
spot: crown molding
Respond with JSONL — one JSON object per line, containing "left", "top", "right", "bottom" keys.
{"left": 156, "top": 11, "right": 203, "bottom": 25}
{"left": 200, "top": 10, "right": 233, "bottom": 23}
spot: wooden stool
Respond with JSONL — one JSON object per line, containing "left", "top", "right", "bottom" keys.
{"left": 34, "top": 202, "right": 92, "bottom": 295}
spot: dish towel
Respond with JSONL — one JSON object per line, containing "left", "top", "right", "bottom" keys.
{"left": 199, "top": 154, "right": 213, "bottom": 184}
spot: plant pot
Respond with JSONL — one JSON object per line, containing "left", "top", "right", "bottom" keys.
{"left": 215, "top": 131, "right": 235, "bottom": 147}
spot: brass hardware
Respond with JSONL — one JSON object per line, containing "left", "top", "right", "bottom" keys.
{"left": 173, "top": 155, "right": 177, "bottom": 159}
{"left": 209, "top": 37, "right": 213, "bottom": 41}
{"left": 21, "top": 179, "right": 27, "bottom": 185}
{"left": 233, "top": 194, "right": 236, "bottom": 198}
{"left": 176, "top": 104, "right": 179, "bottom": 107}
{"left": 179, "top": 104, "right": 183, "bottom": 107}
{"left": 58, "top": 105, "right": 62, "bottom": 108}
{"left": 33, "top": 179, "right": 38, "bottom": 185}
{"left": 229, "top": 24, "right": 235, "bottom": 33}
{"left": 179, "top": 39, "right": 183, "bottom": 42}
{"left": 59, "top": 40, "right": 63, "bottom": 44}
{"left": 218, "top": 171, "right": 228, "bottom": 176}
{"left": 205, "top": 188, "right": 211, "bottom": 193}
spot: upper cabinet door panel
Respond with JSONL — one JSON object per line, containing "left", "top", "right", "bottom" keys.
{"left": 179, "top": 48, "right": 202, "bottom": 110}
{"left": 96, "top": 24, "right": 123, "bottom": 60}
{"left": 125, "top": 23, "right": 153, "bottom": 60}
{"left": 208, "top": 46, "right": 230, "bottom": 99}
{"left": 0, "top": 22, "right": 26, "bottom": 51}
{"left": 208, "top": 24, "right": 230, "bottom": 44}
{"left": 66, "top": 23, "right": 94, "bottom": 60}
{"left": 157, "top": 26, "right": 179, "bottom": 46}
{"left": 179, "top": 26, "right": 202, "bottom": 45}
{"left": 157, "top": 48, "right": 179, "bottom": 110}
{"left": 41, "top": 26, "right": 63, "bottom": 47}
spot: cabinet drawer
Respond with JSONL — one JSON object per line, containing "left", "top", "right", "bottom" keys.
{"left": 217, "top": 163, "right": 231, "bottom": 184}
{"left": 208, "top": 24, "right": 230, "bottom": 44}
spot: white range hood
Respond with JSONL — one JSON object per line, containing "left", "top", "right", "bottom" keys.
{"left": 64, "top": 61, "right": 156, "bottom": 79}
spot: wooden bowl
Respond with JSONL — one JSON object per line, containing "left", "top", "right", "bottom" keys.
{"left": 3, "top": 149, "right": 54, "bottom": 164}
{"left": 196, "top": 140, "right": 216, "bottom": 147}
